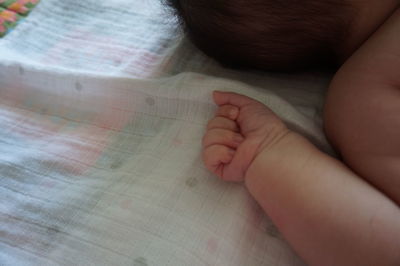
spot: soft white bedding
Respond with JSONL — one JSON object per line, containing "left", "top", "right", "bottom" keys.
{"left": 0, "top": 0, "right": 334, "bottom": 265}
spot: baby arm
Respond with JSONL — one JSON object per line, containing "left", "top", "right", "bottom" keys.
{"left": 204, "top": 91, "right": 400, "bottom": 266}
{"left": 325, "top": 8, "right": 400, "bottom": 205}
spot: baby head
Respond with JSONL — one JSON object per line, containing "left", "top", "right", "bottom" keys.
{"left": 167, "top": 0, "right": 354, "bottom": 71}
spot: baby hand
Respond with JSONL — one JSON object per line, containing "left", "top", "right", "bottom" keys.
{"left": 202, "top": 91, "right": 289, "bottom": 182}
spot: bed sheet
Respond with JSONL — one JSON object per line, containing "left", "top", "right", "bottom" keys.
{"left": 0, "top": 0, "right": 334, "bottom": 265}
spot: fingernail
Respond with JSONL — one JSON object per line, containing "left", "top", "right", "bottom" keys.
{"left": 229, "top": 108, "right": 238, "bottom": 119}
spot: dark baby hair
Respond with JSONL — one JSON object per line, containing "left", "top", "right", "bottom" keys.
{"left": 167, "top": 0, "right": 353, "bottom": 71}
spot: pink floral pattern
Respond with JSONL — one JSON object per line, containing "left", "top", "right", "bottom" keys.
{"left": 0, "top": 0, "right": 39, "bottom": 37}
{"left": 0, "top": 8, "right": 17, "bottom": 22}
{"left": 5, "top": 0, "right": 40, "bottom": 15}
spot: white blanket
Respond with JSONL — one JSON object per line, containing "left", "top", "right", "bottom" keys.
{"left": 0, "top": 0, "right": 334, "bottom": 265}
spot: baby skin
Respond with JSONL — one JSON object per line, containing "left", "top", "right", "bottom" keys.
{"left": 203, "top": 91, "right": 400, "bottom": 266}
{"left": 202, "top": 4, "right": 400, "bottom": 265}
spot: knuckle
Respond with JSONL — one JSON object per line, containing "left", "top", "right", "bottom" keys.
{"left": 225, "top": 130, "right": 235, "bottom": 141}
{"left": 222, "top": 130, "right": 236, "bottom": 142}
{"left": 225, "top": 131, "right": 239, "bottom": 142}
{"left": 207, "top": 116, "right": 236, "bottom": 131}
{"left": 203, "top": 128, "right": 242, "bottom": 148}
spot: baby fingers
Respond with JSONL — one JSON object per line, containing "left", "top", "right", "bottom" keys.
{"left": 202, "top": 145, "right": 235, "bottom": 178}
{"left": 213, "top": 91, "right": 256, "bottom": 108}
{"left": 202, "top": 128, "right": 244, "bottom": 149}
{"left": 207, "top": 116, "right": 239, "bottom": 132}
{"left": 216, "top": 104, "right": 239, "bottom": 120}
